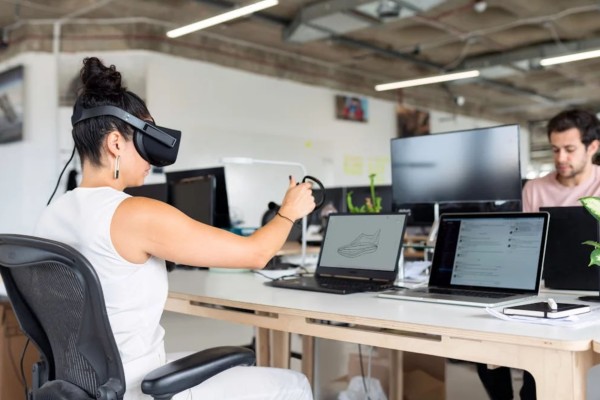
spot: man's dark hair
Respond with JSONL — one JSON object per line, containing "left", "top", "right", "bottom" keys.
{"left": 547, "top": 109, "right": 600, "bottom": 147}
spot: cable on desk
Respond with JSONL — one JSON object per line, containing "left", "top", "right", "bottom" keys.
{"left": 253, "top": 270, "right": 278, "bottom": 280}
{"left": 358, "top": 344, "right": 373, "bottom": 400}
{"left": 253, "top": 268, "right": 312, "bottom": 281}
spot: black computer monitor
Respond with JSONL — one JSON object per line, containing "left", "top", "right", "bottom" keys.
{"left": 168, "top": 176, "right": 215, "bottom": 226}
{"left": 166, "top": 167, "right": 232, "bottom": 228}
{"left": 390, "top": 124, "right": 522, "bottom": 224}
{"left": 124, "top": 183, "right": 168, "bottom": 203}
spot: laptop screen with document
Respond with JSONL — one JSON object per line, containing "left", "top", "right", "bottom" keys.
{"left": 430, "top": 213, "right": 546, "bottom": 292}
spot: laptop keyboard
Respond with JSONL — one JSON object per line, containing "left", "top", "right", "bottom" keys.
{"left": 424, "top": 287, "right": 510, "bottom": 299}
{"left": 316, "top": 277, "right": 394, "bottom": 293}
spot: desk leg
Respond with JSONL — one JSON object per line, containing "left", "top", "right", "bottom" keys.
{"left": 389, "top": 350, "right": 403, "bottom": 400}
{"left": 526, "top": 349, "right": 593, "bottom": 400}
{"left": 301, "top": 335, "right": 315, "bottom": 389}
{"left": 255, "top": 327, "right": 271, "bottom": 367}
{"left": 271, "top": 330, "right": 291, "bottom": 369}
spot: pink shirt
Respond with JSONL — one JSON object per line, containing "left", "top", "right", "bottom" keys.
{"left": 522, "top": 165, "right": 600, "bottom": 212}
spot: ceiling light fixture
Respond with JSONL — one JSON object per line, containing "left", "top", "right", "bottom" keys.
{"left": 473, "top": 0, "right": 487, "bottom": 13}
{"left": 166, "top": 0, "right": 278, "bottom": 38}
{"left": 540, "top": 49, "right": 600, "bottom": 66}
{"left": 374, "top": 70, "right": 480, "bottom": 91}
{"left": 377, "top": 0, "right": 401, "bottom": 19}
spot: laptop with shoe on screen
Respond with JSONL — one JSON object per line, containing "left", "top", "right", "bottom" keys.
{"left": 378, "top": 212, "right": 549, "bottom": 307}
{"left": 267, "top": 213, "right": 408, "bottom": 294}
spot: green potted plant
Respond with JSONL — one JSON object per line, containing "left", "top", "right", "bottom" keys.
{"left": 578, "top": 196, "right": 600, "bottom": 301}
{"left": 580, "top": 196, "right": 600, "bottom": 266}
{"left": 346, "top": 173, "right": 382, "bottom": 213}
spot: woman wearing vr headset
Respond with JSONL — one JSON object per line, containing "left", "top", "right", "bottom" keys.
{"left": 35, "top": 57, "right": 315, "bottom": 400}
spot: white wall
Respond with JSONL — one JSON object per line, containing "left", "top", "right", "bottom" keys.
{"left": 1, "top": 50, "right": 512, "bottom": 232}
{"left": 145, "top": 53, "right": 399, "bottom": 226}
{"left": 0, "top": 53, "right": 59, "bottom": 234}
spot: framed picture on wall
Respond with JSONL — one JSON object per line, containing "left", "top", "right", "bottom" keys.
{"left": 396, "top": 104, "right": 430, "bottom": 137}
{"left": 0, "top": 65, "right": 24, "bottom": 144}
{"left": 335, "top": 95, "right": 368, "bottom": 122}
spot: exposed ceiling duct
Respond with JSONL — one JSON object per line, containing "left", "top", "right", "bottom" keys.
{"left": 283, "top": 0, "right": 444, "bottom": 43}
{"left": 3, "top": 0, "right": 600, "bottom": 124}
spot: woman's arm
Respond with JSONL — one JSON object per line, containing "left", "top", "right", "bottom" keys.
{"left": 111, "top": 178, "right": 315, "bottom": 269}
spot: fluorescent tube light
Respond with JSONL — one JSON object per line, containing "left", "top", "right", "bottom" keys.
{"left": 375, "top": 70, "right": 480, "bottom": 91}
{"left": 540, "top": 49, "right": 600, "bottom": 66}
{"left": 167, "top": 0, "right": 278, "bottom": 38}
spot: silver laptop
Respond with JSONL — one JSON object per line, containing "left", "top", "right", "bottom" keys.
{"left": 379, "top": 212, "right": 549, "bottom": 307}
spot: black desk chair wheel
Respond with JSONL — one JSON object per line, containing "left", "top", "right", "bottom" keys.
{"left": 0, "top": 234, "right": 255, "bottom": 400}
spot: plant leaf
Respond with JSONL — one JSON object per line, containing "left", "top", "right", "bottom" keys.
{"left": 346, "top": 191, "right": 359, "bottom": 213}
{"left": 582, "top": 240, "right": 600, "bottom": 249}
{"left": 580, "top": 197, "right": 600, "bottom": 222}
{"left": 589, "top": 248, "right": 600, "bottom": 267}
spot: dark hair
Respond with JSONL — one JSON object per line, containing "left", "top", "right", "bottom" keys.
{"left": 546, "top": 109, "right": 600, "bottom": 147}
{"left": 72, "top": 57, "right": 151, "bottom": 166}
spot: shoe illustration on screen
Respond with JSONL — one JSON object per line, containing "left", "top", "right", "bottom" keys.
{"left": 337, "top": 230, "right": 381, "bottom": 258}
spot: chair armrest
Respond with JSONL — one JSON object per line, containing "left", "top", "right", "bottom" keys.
{"left": 141, "top": 346, "right": 255, "bottom": 398}
{"left": 33, "top": 380, "right": 95, "bottom": 400}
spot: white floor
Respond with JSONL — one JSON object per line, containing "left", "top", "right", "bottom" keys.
{"left": 161, "top": 311, "right": 527, "bottom": 400}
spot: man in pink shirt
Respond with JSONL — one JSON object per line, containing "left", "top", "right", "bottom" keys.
{"left": 522, "top": 109, "right": 600, "bottom": 212}
{"left": 478, "top": 109, "right": 600, "bottom": 400}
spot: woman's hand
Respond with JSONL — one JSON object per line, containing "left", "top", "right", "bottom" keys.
{"left": 278, "top": 176, "right": 316, "bottom": 222}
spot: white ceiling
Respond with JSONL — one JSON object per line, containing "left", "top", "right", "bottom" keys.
{"left": 2, "top": 0, "right": 600, "bottom": 125}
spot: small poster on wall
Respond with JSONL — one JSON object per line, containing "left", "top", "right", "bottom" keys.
{"left": 336, "top": 95, "right": 368, "bottom": 122}
{"left": 0, "top": 65, "right": 24, "bottom": 144}
{"left": 396, "top": 104, "right": 430, "bottom": 137}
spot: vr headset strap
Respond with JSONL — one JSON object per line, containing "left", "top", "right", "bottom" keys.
{"left": 72, "top": 105, "right": 177, "bottom": 148}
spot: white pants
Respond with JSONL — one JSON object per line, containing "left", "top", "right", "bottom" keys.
{"left": 125, "top": 349, "right": 312, "bottom": 400}
{"left": 173, "top": 366, "right": 313, "bottom": 400}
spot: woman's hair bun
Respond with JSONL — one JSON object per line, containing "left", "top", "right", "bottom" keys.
{"left": 80, "top": 57, "right": 126, "bottom": 96}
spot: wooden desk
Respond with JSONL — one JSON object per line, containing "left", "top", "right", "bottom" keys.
{"left": 167, "top": 270, "right": 600, "bottom": 400}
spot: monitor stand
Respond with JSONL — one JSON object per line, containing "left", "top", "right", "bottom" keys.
{"left": 426, "top": 202, "right": 440, "bottom": 247}
{"left": 579, "top": 265, "right": 600, "bottom": 301}
{"left": 578, "top": 295, "right": 600, "bottom": 302}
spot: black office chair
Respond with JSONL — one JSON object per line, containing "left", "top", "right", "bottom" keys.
{"left": 0, "top": 234, "right": 255, "bottom": 400}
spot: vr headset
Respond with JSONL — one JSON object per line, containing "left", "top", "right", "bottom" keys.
{"left": 71, "top": 102, "right": 181, "bottom": 167}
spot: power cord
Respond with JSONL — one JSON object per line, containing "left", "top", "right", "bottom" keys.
{"left": 358, "top": 344, "right": 373, "bottom": 400}
{"left": 8, "top": 331, "right": 26, "bottom": 388}
{"left": 46, "top": 146, "right": 76, "bottom": 205}
{"left": 254, "top": 266, "right": 312, "bottom": 281}
{"left": 20, "top": 338, "right": 30, "bottom": 399}
{"left": 20, "top": 147, "right": 75, "bottom": 397}
{"left": 253, "top": 270, "right": 278, "bottom": 280}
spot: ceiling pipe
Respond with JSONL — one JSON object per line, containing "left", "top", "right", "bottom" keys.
{"left": 50, "top": 0, "right": 117, "bottom": 189}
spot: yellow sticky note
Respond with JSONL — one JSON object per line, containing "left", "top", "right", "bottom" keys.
{"left": 344, "top": 155, "right": 364, "bottom": 176}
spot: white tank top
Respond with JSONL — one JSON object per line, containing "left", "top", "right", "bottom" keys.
{"left": 35, "top": 187, "right": 168, "bottom": 400}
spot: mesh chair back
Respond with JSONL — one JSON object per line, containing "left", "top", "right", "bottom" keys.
{"left": 0, "top": 234, "right": 125, "bottom": 399}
